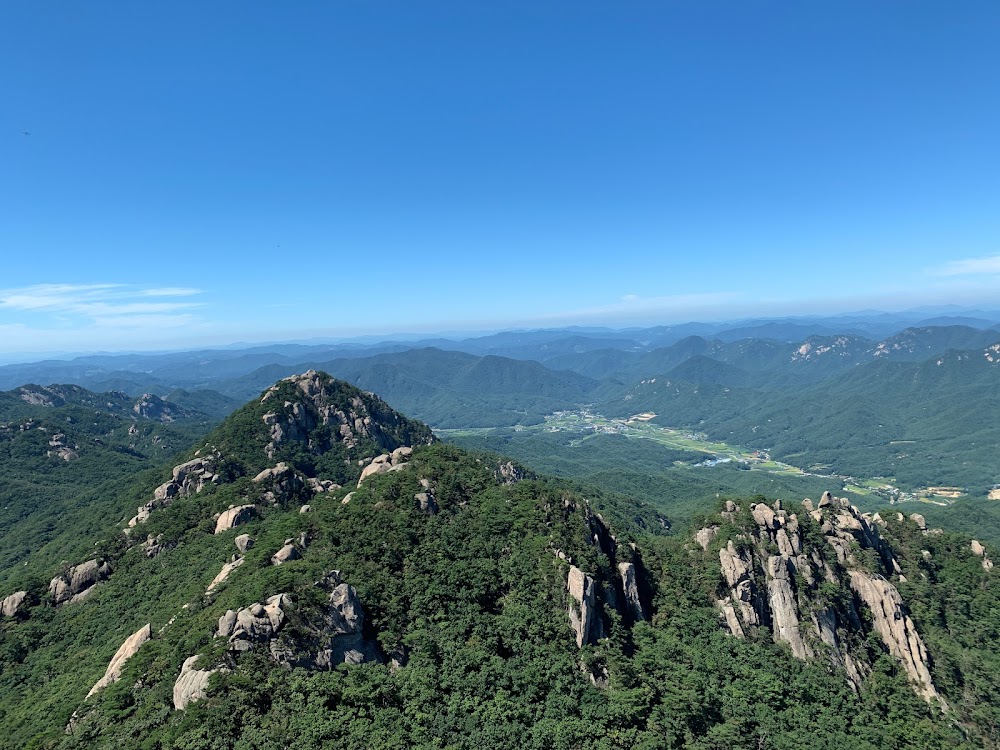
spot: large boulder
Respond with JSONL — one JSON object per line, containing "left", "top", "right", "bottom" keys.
{"left": 357, "top": 449, "right": 411, "bottom": 487}
{"left": 86, "top": 624, "right": 152, "bottom": 698}
{"left": 206, "top": 557, "right": 245, "bottom": 594}
{"left": 271, "top": 544, "right": 301, "bottom": 566}
{"left": 214, "top": 505, "right": 256, "bottom": 534}
{"left": 252, "top": 462, "right": 309, "bottom": 505}
{"left": 173, "top": 656, "right": 222, "bottom": 711}
{"left": 49, "top": 560, "right": 112, "bottom": 605}
{"left": 235, "top": 534, "right": 254, "bottom": 553}
{"left": 1, "top": 591, "right": 27, "bottom": 617}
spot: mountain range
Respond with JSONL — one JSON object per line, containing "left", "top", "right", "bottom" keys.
{"left": 2, "top": 370, "right": 999, "bottom": 748}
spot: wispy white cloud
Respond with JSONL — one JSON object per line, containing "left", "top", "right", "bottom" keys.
{"left": 140, "top": 287, "right": 202, "bottom": 297}
{"left": 0, "top": 284, "right": 207, "bottom": 355}
{"left": 0, "top": 283, "right": 204, "bottom": 319}
{"left": 929, "top": 255, "right": 1000, "bottom": 277}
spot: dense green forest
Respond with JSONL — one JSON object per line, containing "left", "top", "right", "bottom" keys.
{"left": 0, "top": 387, "right": 218, "bottom": 592}
{"left": 447, "top": 430, "right": 875, "bottom": 532}
{"left": 2, "top": 372, "right": 999, "bottom": 748}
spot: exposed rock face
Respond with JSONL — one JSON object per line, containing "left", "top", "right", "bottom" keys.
{"left": 567, "top": 565, "right": 603, "bottom": 648}
{"left": 719, "top": 541, "right": 760, "bottom": 628}
{"left": 17, "top": 385, "right": 60, "bottom": 406}
{"left": 694, "top": 526, "right": 718, "bottom": 550}
{"left": 766, "top": 556, "right": 812, "bottom": 659}
{"left": 46, "top": 433, "right": 79, "bottom": 461}
{"left": 217, "top": 594, "right": 291, "bottom": 655}
{"left": 308, "top": 575, "right": 381, "bottom": 667}
{"left": 752, "top": 503, "right": 778, "bottom": 530}
{"left": 415, "top": 491, "right": 437, "bottom": 514}
{"left": 357, "top": 448, "right": 412, "bottom": 487}
{"left": 717, "top": 599, "right": 744, "bottom": 637}
{"left": 1, "top": 591, "right": 27, "bottom": 617}
{"left": 848, "top": 571, "right": 939, "bottom": 703}
{"left": 206, "top": 557, "right": 245, "bottom": 594}
{"left": 86, "top": 624, "right": 152, "bottom": 698}
{"left": 214, "top": 575, "right": 380, "bottom": 669}
{"left": 155, "top": 455, "right": 221, "bottom": 502}
{"left": 260, "top": 371, "right": 433, "bottom": 459}
{"left": 712, "top": 494, "right": 942, "bottom": 704}
{"left": 271, "top": 544, "right": 301, "bottom": 566}
{"left": 133, "top": 393, "right": 189, "bottom": 422}
{"left": 129, "top": 453, "right": 221, "bottom": 527}
{"left": 252, "top": 462, "right": 310, "bottom": 505}
{"left": 49, "top": 559, "right": 112, "bottom": 605}
{"left": 234, "top": 534, "right": 254, "bottom": 553}
{"left": 214, "top": 504, "right": 256, "bottom": 534}
{"left": 495, "top": 461, "right": 526, "bottom": 485}
{"left": 618, "top": 562, "right": 645, "bottom": 622}
{"left": 972, "top": 539, "right": 996, "bottom": 571}
{"left": 173, "top": 656, "right": 222, "bottom": 710}
{"left": 910, "top": 513, "right": 927, "bottom": 531}
{"left": 141, "top": 534, "right": 167, "bottom": 558}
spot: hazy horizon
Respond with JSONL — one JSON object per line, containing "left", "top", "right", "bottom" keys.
{"left": 0, "top": 301, "right": 996, "bottom": 366}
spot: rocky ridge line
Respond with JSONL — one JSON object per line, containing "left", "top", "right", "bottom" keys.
{"left": 706, "top": 491, "right": 952, "bottom": 705}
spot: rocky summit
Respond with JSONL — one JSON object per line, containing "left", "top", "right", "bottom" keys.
{"left": 0, "top": 372, "right": 997, "bottom": 750}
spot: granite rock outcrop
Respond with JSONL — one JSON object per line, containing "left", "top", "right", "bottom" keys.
{"left": 710, "top": 495, "right": 941, "bottom": 704}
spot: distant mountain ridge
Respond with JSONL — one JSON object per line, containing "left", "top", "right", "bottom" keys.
{"left": 2, "top": 310, "right": 998, "bottom": 395}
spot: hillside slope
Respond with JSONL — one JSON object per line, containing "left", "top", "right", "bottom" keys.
{"left": 0, "top": 385, "right": 218, "bottom": 590}
{"left": 0, "top": 372, "right": 997, "bottom": 748}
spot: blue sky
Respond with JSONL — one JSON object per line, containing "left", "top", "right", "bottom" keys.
{"left": 2, "top": 1, "right": 1000, "bottom": 354}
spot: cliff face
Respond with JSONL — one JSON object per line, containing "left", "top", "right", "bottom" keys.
{"left": 706, "top": 492, "right": 945, "bottom": 705}
{"left": 559, "top": 504, "right": 651, "bottom": 655}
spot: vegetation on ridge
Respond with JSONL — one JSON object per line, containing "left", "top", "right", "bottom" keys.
{"left": 1, "top": 372, "right": 998, "bottom": 748}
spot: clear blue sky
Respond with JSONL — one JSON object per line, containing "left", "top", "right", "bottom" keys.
{"left": 2, "top": 1, "right": 1000, "bottom": 354}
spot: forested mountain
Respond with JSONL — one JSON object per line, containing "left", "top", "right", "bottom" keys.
{"left": 216, "top": 348, "right": 602, "bottom": 427}
{"left": 3, "top": 312, "right": 997, "bottom": 395}
{"left": 5, "top": 322, "right": 1000, "bottom": 496}
{"left": 604, "top": 340, "right": 1000, "bottom": 492}
{"left": 1, "top": 371, "right": 998, "bottom": 748}
{"left": 551, "top": 325, "right": 1000, "bottom": 387}
{"left": 0, "top": 384, "right": 219, "bottom": 593}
